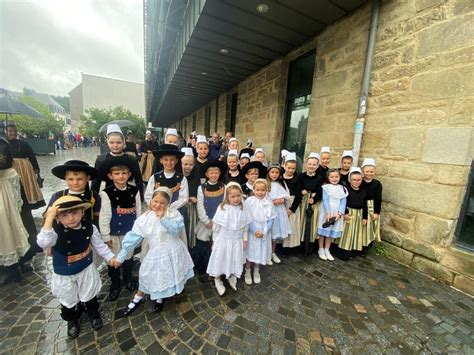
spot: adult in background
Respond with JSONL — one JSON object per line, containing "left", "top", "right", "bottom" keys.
{"left": 208, "top": 132, "right": 222, "bottom": 161}
{"left": 218, "top": 131, "right": 233, "bottom": 160}
{"left": 140, "top": 130, "right": 159, "bottom": 182}
{"left": 6, "top": 121, "right": 44, "bottom": 263}
{"left": 124, "top": 130, "right": 139, "bottom": 160}
{"left": 177, "top": 131, "right": 186, "bottom": 150}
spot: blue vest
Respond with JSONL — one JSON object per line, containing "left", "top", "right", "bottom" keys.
{"left": 52, "top": 223, "right": 93, "bottom": 276}
{"left": 153, "top": 171, "right": 183, "bottom": 203}
{"left": 104, "top": 184, "right": 138, "bottom": 236}
{"left": 202, "top": 182, "right": 225, "bottom": 219}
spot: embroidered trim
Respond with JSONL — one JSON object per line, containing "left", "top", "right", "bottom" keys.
{"left": 154, "top": 182, "right": 181, "bottom": 193}
{"left": 117, "top": 207, "right": 136, "bottom": 214}
{"left": 67, "top": 244, "right": 92, "bottom": 263}
{"left": 204, "top": 186, "right": 225, "bottom": 197}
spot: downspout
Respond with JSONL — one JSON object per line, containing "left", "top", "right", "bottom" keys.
{"left": 352, "top": 0, "right": 381, "bottom": 165}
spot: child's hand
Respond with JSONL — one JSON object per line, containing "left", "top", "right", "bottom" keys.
{"left": 372, "top": 213, "right": 379, "bottom": 220}
{"left": 205, "top": 221, "right": 213, "bottom": 229}
{"left": 344, "top": 214, "right": 350, "bottom": 221}
{"left": 325, "top": 212, "right": 331, "bottom": 221}
{"left": 362, "top": 219, "right": 367, "bottom": 225}
{"left": 255, "top": 230, "right": 263, "bottom": 238}
{"left": 110, "top": 257, "right": 121, "bottom": 269}
{"left": 45, "top": 205, "right": 59, "bottom": 220}
{"left": 334, "top": 214, "right": 340, "bottom": 221}
{"left": 189, "top": 197, "right": 197, "bottom": 204}
{"left": 308, "top": 198, "right": 314, "bottom": 204}
{"left": 287, "top": 209, "right": 293, "bottom": 216}
{"left": 105, "top": 240, "right": 113, "bottom": 248}
{"left": 243, "top": 240, "right": 247, "bottom": 251}
{"left": 302, "top": 190, "right": 307, "bottom": 196}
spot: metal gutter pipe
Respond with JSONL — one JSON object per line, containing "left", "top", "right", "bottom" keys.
{"left": 352, "top": 0, "right": 381, "bottom": 165}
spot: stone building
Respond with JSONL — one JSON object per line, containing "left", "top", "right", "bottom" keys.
{"left": 69, "top": 73, "right": 145, "bottom": 131}
{"left": 144, "top": 0, "right": 474, "bottom": 294}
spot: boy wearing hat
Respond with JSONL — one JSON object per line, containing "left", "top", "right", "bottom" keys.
{"left": 49, "top": 160, "right": 101, "bottom": 226}
{"left": 37, "top": 196, "right": 116, "bottom": 338}
{"left": 151, "top": 127, "right": 179, "bottom": 174}
{"left": 91, "top": 124, "right": 143, "bottom": 200}
{"left": 240, "top": 161, "right": 267, "bottom": 199}
{"left": 144, "top": 144, "right": 189, "bottom": 210}
{"left": 98, "top": 156, "right": 142, "bottom": 301}
{"left": 193, "top": 160, "right": 227, "bottom": 273}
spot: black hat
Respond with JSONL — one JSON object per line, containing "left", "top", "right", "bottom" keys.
{"left": 200, "top": 160, "right": 228, "bottom": 179}
{"left": 98, "top": 155, "right": 137, "bottom": 180}
{"left": 241, "top": 161, "right": 266, "bottom": 183}
{"left": 52, "top": 160, "right": 98, "bottom": 180}
{"left": 153, "top": 144, "right": 184, "bottom": 158}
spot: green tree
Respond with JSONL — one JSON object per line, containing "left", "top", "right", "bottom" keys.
{"left": 79, "top": 106, "right": 146, "bottom": 139}
{"left": 14, "top": 96, "right": 64, "bottom": 137}
{"left": 51, "top": 95, "right": 70, "bottom": 113}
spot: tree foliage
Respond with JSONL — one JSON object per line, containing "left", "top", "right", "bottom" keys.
{"left": 79, "top": 106, "right": 146, "bottom": 139}
{"left": 51, "top": 95, "right": 70, "bottom": 113}
{"left": 14, "top": 96, "right": 64, "bottom": 137}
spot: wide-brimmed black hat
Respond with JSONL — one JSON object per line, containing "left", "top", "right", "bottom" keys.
{"left": 52, "top": 160, "right": 98, "bottom": 180}
{"left": 153, "top": 144, "right": 184, "bottom": 159}
{"left": 241, "top": 161, "right": 266, "bottom": 182}
{"left": 98, "top": 155, "right": 137, "bottom": 180}
{"left": 199, "top": 160, "right": 228, "bottom": 179}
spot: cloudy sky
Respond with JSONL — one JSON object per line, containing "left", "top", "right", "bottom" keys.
{"left": 0, "top": 0, "right": 144, "bottom": 96}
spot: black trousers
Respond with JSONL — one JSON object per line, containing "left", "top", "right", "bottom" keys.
{"left": 107, "top": 259, "right": 133, "bottom": 289}
{"left": 20, "top": 206, "right": 42, "bottom": 261}
{"left": 60, "top": 296, "right": 100, "bottom": 321}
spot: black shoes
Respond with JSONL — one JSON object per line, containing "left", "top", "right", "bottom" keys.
{"left": 322, "top": 217, "right": 337, "bottom": 228}
{"left": 153, "top": 301, "right": 164, "bottom": 313}
{"left": 90, "top": 316, "right": 103, "bottom": 331}
{"left": 108, "top": 288, "right": 121, "bottom": 301}
{"left": 19, "top": 262, "right": 33, "bottom": 274}
{"left": 121, "top": 298, "right": 143, "bottom": 317}
{"left": 67, "top": 321, "right": 80, "bottom": 339}
{"left": 125, "top": 281, "right": 138, "bottom": 292}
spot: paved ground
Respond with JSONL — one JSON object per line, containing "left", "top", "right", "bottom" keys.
{"left": 2, "top": 148, "right": 473, "bottom": 354}
{"left": 1, "top": 251, "right": 473, "bottom": 354}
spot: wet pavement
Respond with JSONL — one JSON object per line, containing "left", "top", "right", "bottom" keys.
{"left": 2, "top": 147, "right": 473, "bottom": 354}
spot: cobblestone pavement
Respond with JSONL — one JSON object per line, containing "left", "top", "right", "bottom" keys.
{"left": 1, "top": 251, "right": 473, "bottom": 354}
{"left": 3, "top": 148, "right": 473, "bottom": 354}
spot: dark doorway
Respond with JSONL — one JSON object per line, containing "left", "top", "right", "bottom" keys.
{"left": 457, "top": 161, "right": 474, "bottom": 250}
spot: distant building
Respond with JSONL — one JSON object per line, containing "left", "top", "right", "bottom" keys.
{"left": 69, "top": 73, "right": 145, "bottom": 131}
{"left": 22, "top": 88, "right": 69, "bottom": 130}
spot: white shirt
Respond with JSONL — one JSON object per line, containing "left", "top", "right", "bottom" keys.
{"left": 144, "top": 171, "right": 189, "bottom": 209}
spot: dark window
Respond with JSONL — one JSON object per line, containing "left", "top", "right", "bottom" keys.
{"left": 230, "top": 93, "right": 238, "bottom": 135}
{"left": 205, "top": 106, "right": 211, "bottom": 137}
{"left": 457, "top": 161, "right": 474, "bottom": 250}
{"left": 192, "top": 113, "right": 196, "bottom": 131}
{"left": 282, "top": 51, "right": 315, "bottom": 167}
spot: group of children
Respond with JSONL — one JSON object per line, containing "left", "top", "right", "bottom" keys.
{"left": 37, "top": 125, "right": 382, "bottom": 339}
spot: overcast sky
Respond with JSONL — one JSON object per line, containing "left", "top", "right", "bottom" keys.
{"left": 0, "top": 0, "right": 144, "bottom": 96}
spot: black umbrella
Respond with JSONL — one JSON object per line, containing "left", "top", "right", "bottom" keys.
{"left": 0, "top": 97, "right": 43, "bottom": 118}
{"left": 99, "top": 119, "right": 135, "bottom": 132}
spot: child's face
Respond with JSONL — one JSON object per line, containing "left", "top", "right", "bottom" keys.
{"left": 108, "top": 168, "right": 131, "bottom": 186}
{"left": 197, "top": 143, "right": 209, "bottom": 158}
{"left": 227, "top": 156, "right": 238, "bottom": 171}
{"left": 255, "top": 152, "right": 265, "bottom": 162}
{"left": 284, "top": 161, "right": 296, "bottom": 176}
{"left": 229, "top": 141, "right": 239, "bottom": 150}
{"left": 320, "top": 153, "right": 331, "bottom": 167}
{"left": 56, "top": 208, "right": 84, "bottom": 228}
{"left": 341, "top": 157, "right": 352, "bottom": 171}
{"left": 160, "top": 155, "right": 178, "bottom": 172}
{"left": 181, "top": 156, "right": 194, "bottom": 175}
{"left": 240, "top": 158, "right": 250, "bottom": 168}
{"left": 268, "top": 168, "right": 280, "bottom": 181}
{"left": 245, "top": 168, "right": 259, "bottom": 183}
{"left": 328, "top": 172, "right": 340, "bottom": 185}
{"left": 306, "top": 158, "right": 319, "bottom": 173}
{"left": 64, "top": 171, "right": 90, "bottom": 192}
{"left": 253, "top": 183, "right": 267, "bottom": 199}
{"left": 350, "top": 173, "right": 362, "bottom": 189}
{"left": 166, "top": 135, "right": 179, "bottom": 146}
{"left": 228, "top": 189, "right": 242, "bottom": 206}
{"left": 150, "top": 193, "right": 169, "bottom": 215}
{"left": 362, "top": 166, "right": 375, "bottom": 181}
{"left": 205, "top": 167, "right": 220, "bottom": 184}
{"left": 107, "top": 134, "right": 125, "bottom": 154}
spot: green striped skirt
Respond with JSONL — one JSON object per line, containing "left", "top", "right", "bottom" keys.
{"left": 186, "top": 203, "right": 198, "bottom": 249}
{"left": 299, "top": 195, "right": 319, "bottom": 243}
{"left": 338, "top": 208, "right": 364, "bottom": 251}
{"left": 363, "top": 199, "right": 381, "bottom": 246}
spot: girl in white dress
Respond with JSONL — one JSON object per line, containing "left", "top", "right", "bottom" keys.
{"left": 316, "top": 169, "right": 348, "bottom": 261}
{"left": 206, "top": 182, "right": 252, "bottom": 296}
{"left": 116, "top": 187, "right": 194, "bottom": 315}
{"left": 244, "top": 179, "right": 276, "bottom": 285}
{"left": 267, "top": 164, "right": 292, "bottom": 264}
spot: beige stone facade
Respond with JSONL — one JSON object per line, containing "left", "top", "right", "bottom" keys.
{"left": 173, "top": 0, "right": 474, "bottom": 294}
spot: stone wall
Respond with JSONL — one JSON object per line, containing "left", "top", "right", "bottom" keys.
{"left": 173, "top": 0, "right": 474, "bottom": 294}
